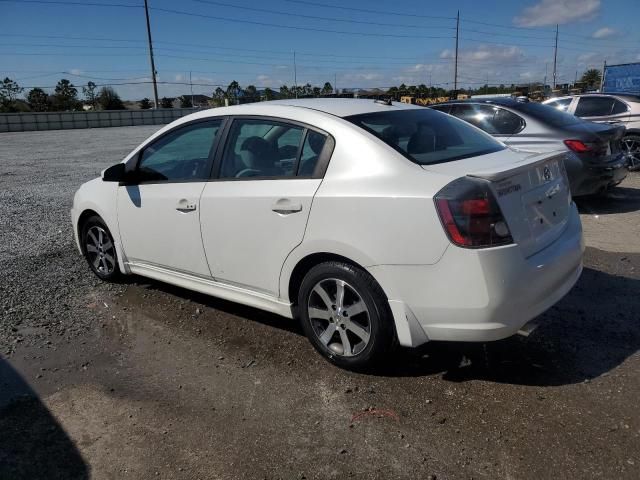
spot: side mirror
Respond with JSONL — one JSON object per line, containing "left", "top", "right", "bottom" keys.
{"left": 102, "top": 163, "right": 126, "bottom": 182}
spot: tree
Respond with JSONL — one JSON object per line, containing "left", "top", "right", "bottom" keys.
{"left": 97, "top": 86, "right": 125, "bottom": 110}
{"left": 209, "top": 87, "right": 226, "bottom": 107}
{"left": 180, "top": 96, "right": 193, "bottom": 108}
{"left": 139, "top": 97, "right": 152, "bottom": 109}
{"left": 226, "top": 80, "right": 240, "bottom": 104}
{"left": 52, "top": 79, "right": 79, "bottom": 111}
{"left": 160, "top": 97, "right": 173, "bottom": 108}
{"left": 321, "top": 82, "right": 333, "bottom": 95}
{"left": 244, "top": 84, "right": 257, "bottom": 102}
{"left": 27, "top": 88, "right": 49, "bottom": 112}
{"left": 263, "top": 87, "right": 275, "bottom": 101}
{"left": 83, "top": 81, "right": 98, "bottom": 110}
{"left": 580, "top": 68, "right": 602, "bottom": 89}
{"left": 279, "top": 85, "right": 291, "bottom": 99}
{"left": 0, "top": 77, "right": 23, "bottom": 112}
{"left": 312, "top": 86, "right": 321, "bottom": 97}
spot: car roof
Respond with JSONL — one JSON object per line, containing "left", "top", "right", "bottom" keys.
{"left": 431, "top": 97, "right": 523, "bottom": 107}
{"left": 206, "top": 98, "right": 422, "bottom": 118}
{"left": 578, "top": 93, "right": 640, "bottom": 102}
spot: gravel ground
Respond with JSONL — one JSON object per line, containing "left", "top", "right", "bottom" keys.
{"left": 1, "top": 127, "right": 639, "bottom": 480}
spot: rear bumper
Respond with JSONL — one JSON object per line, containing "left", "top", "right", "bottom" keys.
{"left": 370, "top": 203, "right": 584, "bottom": 345}
{"left": 569, "top": 154, "right": 628, "bottom": 196}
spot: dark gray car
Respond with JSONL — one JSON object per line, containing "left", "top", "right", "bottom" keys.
{"left": 543, "top": 94, "right": 640, "bottom": 170}
{"left": 430, "top": 98, "right": 627, "bottom": 196}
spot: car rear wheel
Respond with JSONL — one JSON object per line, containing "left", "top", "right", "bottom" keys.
{"left": 81, "top": 215, "right": 120, "bottom": 281}
{"left": 622, "top": 134, "right": 640, "bottom": 171}
{"left": 298, "top": 261, "right": 395, "bottom": 370}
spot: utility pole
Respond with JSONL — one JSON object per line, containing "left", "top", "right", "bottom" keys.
{"left": 543, "top": 62, "right": 548, "bottom": 90}
{"left": 334, "top": 72, "right": 337, "bottom": 95}
{"left": 453, "top": 10, "right": 459, "bottom": 97}
{"left": 600, "top": 60, "right": 607, "bottom": 92}
{"left": 293, "top": 51, "right": 298, "bottom": 99}
{"left": 143, "top": 0, "right": 159, "bottom": 108}
{"left": 552, "top": 24, "right": 558, "bottom": 89}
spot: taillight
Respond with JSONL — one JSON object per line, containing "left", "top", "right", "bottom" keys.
{"left": 434, "top": 177, "right": 513, "bottom": 248}
{"left": 564, "top": 139, "right": 592, "bottom": 153}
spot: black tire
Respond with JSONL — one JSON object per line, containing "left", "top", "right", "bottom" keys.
{"left": 297, "top": 261, "right": 396, "bottom": 370}
{"left": 80, "top": 215, "right": 120, "bottom": 281}
{"left": 622, "top": 134, "right": 640, "bottom": 171}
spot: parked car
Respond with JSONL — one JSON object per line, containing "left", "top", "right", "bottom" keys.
{"left": 542, "top": 93, "right": 640, "bottom": 170}
{"left": 72, "top": 99, "right": 584, "bottom": 369}
{"left": 430, "top": 98, "right": 628, "bottom": 196}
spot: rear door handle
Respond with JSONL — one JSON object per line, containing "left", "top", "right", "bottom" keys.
{"left": 272, "top": 199, "right": 303, "bottom": 215}
{"left": 176, "top": 198, "right": 197, "bottom": 212}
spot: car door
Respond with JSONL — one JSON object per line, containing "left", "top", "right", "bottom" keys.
{"left": 573, "top": 96, "right": 630, "bottom": 124}
{"left": 117, "top": 119, "right": 224, "bottom": 276}
{"left": 199, "top": 116, "right": 333, "bottom": 297}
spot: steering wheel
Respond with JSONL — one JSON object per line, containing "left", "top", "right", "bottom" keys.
{"left": 235, "top": 168, "right": 261, "bottom": 178}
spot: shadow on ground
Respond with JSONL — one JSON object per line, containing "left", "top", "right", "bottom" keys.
{"left": 0, "top": 359, "right": 89, "bottom": 480}
{"left": 127, "top": 262, "right": 639, "bottom": 388}
{"left": 577, "top": 183, "right": 640, "bottom": 215}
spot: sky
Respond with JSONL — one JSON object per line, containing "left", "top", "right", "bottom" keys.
{"left": 1, "top": 0, "right": 639, "bottom": 100}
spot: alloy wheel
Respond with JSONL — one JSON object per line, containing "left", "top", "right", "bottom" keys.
{"left": 307, "top": 278, "right": 371, "bottom": 357}
{"left": 622, "top": 137, "right": 640, "bottom": 170}
{"left": 85, "top": 226, "right": 116, "bottom": 275}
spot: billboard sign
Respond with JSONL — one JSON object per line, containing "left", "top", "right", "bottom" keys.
{"left": 603, "top": 63, "right": 640, "bottom": 94}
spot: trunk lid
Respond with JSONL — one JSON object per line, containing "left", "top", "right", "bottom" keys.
{"left": 425, "top": 149, "right": 573, "bottom": 257}
{"left": 563, "top": 122, "right": 625, "bottom": 162}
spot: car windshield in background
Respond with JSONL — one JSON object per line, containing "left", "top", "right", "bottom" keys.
{"left": 346, "top": 109, "right": 505, "bottom": 165}
{"left": 513, "top": 101, "right": 583, "bottom": 127}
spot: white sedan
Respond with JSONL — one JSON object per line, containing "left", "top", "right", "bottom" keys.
{"left": 71, "top": 99, "right": 584, "bottom": 369}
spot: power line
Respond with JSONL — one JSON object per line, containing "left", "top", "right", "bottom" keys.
{"left": 280, "top": 0, "right": 456, "bottom": 20}
{"left": 189, "top": 0, "right": 455, "bottom": 30}
{"left": 0, "top": 34, "right": 438, "bottom": 61}
{"left": 150, "top": 6, "right": 455, "bottom": 39}
{"left": 460, "top": 37, "right": 554, "bottom": 48}
{"left": 0, "top": 0, "right": 141, "bottom": 8}
{"left": 0, "top": 43, "right": 454, "bottom": 65}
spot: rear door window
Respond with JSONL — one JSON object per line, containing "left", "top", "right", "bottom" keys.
{"left": 219, "top": 119, "right": 304, "bottom": 178}
{"left": 575, "top": 97, "right": 615, "bottom": 117}
{"left": 611, "top": 99, "right": 629, "bottom": 114}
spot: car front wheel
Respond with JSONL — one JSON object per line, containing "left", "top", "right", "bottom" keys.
{"left": 298, "top": 261, "right": 395, "bottom": 370}
{"left": 81, "top": 215, "right": 120, "bottom": 281}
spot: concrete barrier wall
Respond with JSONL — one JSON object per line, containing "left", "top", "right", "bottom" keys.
{"left": 0, "top": 108, "right": 201, "bottom": 133}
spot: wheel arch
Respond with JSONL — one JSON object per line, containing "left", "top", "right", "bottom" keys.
{"left": 77, "top": 209, "right": 101, "bottom": 253}
{"left": 75, "top": 207, "right": 129, "bottom": 274}
{"left": 287, "top": 252, "right": 372, "bottom": 308}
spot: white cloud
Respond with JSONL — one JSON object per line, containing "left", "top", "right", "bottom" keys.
{"left": 440, "top": 45, "right": 525, "bottom": 63}
{"left": 514, "top": 0, "right": 600, "bottom": 27}
{"left": 69, "top": 68, "right": 83, "bottom": 75}
{"left": 592, "top": 27, "right": 616, "bottom": 38}
{"left": 342, "top": 72, "right": 382, "bottom": 82}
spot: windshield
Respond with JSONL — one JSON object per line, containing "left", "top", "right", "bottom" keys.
{"left": 346, "top": 108, "right": 505, "bottom": 165}
{"left": 514, "top": 101, "right": 582, "bottom": 127}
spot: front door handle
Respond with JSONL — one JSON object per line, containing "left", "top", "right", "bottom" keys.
{"left": 272, "top": 199, "right": 303, "bottom": 215}
{"left": 176, "top": 198, "right": 197, "bottom": 212}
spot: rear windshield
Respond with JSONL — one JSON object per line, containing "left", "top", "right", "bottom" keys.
{"left": 346, "top": 109, "right": 505, "bottom": 165}
{"left": 513, "top": 101, "right": 583, "bottom": 127}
